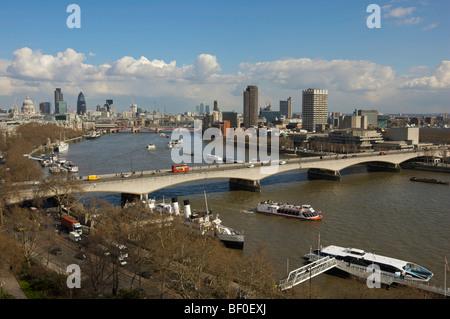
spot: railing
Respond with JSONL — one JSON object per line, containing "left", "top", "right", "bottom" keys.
{"left": 278, "top": 257, "right": 337, "bottom": 291}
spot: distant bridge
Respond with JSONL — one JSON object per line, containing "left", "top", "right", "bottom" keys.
{"left": 93, "top": 124, "right": 194, "bottom": 134}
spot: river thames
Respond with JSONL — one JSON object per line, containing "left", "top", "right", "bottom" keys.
{"left": 60, "top": 132, "right": 449, "bottom": 297}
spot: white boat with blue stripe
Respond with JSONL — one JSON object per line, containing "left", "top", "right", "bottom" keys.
{"left": 304, "top": 245, "right": 433, "bottom": 282}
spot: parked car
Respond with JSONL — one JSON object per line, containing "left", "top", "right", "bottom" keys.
{"left": 75, "top": 252, "right": 87, "bottom": 260}
{"left": 50, "top": 247, "right": 62, "bottom": 255}
{"left": 118, "top": 257, "right": 127, "bottom": 266}
{"left": 140, "top": 270, "right": 152, "bottom": 279}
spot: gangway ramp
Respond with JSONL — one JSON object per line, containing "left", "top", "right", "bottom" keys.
{"left": 278, "top": 256, "right": 337, "bottom": 291}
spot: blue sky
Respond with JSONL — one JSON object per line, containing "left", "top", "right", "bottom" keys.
{"left": 0, "top": 0, "right": 449, "bottom": 114}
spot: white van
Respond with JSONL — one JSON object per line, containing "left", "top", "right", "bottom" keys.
{"left": 69, "top": 231, "right": 81, "bottom": 242}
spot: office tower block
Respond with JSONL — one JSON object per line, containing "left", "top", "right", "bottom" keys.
{"left": 55, "top": 88, "right": 63, "bottom": 106}
{"left": 302, "top": 89, "right": 328, "bottom": 132}
{"left": 55, "top": 101, "right": 67, "bottom": 114}
{"left": 356, "top": 109, "right": 378, "bottom": 128}
{"left": 280, "top": 97, "right": 292, "bottom": 118}
{"left": 243, "top": 85, "right": 258, "bottom": 128}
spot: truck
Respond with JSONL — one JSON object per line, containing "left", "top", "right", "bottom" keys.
{"left": 88, "top": 175, "right": 99, "bottom": 181}
{"left": 61, "top": 216, "right": 83, "bottom": 235}
{"left": 69, "top": 231, "right": 81, "bottom": 242}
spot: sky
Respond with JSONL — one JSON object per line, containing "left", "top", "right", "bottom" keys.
{"left": 0, "top": 0, "right": 449, "bottom": 115}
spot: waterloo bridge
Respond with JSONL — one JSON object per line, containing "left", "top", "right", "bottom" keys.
{"left": 11, "top": 149, "right": 447, "bottom": 205}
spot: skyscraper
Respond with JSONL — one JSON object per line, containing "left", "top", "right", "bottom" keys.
{"left": 55, "top": 101, "right": 67, "bottom": 114}
{"left": 39, "top": 102, "right": 51, "bottom": 114}
{"left": 243, "top": 85, "right": 258, "bottom": 128}
{"left": 280, "top": 97, "right": 292, "bottom": 119}
{"left": 54, "top": 88, "right": 66, "bottom": 114}
{"left": 106, "top": 99, "right": 114, "bottom": 112}
{"left": 54, "top": 88, "right": 63, "bottom": 106}
{"left": 77, "top": 92, "right": 86, "bottom": 115}
{"left": 302, "top": 89, "right": 328, "bottom": 132}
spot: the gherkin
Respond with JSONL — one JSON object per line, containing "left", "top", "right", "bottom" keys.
{"left": 77, "top": 92, "right": 86, "bottom": 115}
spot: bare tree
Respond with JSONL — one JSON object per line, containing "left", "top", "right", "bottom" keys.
{"left": 5, "top": 206, "right": 51, "bottom": 268}
{"left": 42, "top": 175, "right": 84, "bottom": 217}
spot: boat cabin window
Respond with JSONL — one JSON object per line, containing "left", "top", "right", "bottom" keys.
{"left": 346, "top": 248, "right": 365, "bottom": 256}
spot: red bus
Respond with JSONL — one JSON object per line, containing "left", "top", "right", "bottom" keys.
{"left": 172, "top": 164, "right": 189, "bottom": 173}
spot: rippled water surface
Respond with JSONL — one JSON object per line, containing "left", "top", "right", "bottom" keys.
{"left": 62, "top": 133, "right": 450, "bottom": 295}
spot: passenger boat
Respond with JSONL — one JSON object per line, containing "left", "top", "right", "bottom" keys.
{"left": 304, "top": 245, "right": 434, "bottom": 282}
{"left": 63, "top": 161, "right": 79, "bottom": 173}
{"left": 56, "top": 141, "right": 69, "bottom": 153}
{"left": 86, "top": 131, "right": 102, "bottom": 139}
{"left": 55, "top": 157, "right": 66, "bottom": 164}
{"left": 256, "top": 201, "right": 322, "bottom": 221}
{"left": 410, "top": 177, "right": 449, "bottom": 185}
{"left": 167, "top": 139, "right": 183, "bottom": 149}
{"left": 49, "top": 165, "right": 63, "bottom": 174}
{"left": 142, "top": 195, "right": 244, "bottom": 250}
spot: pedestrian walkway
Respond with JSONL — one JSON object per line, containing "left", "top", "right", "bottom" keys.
{"left": 0, "top": 260, "right": 27, "bottom": 299}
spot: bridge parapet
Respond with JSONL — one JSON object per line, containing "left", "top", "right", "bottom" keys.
{"left": 12, "top": 149, "right": 442, "bottom": 203}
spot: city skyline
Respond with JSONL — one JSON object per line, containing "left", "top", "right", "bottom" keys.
{"left": 0, "top": 0, "right": 449, "bottom": 114}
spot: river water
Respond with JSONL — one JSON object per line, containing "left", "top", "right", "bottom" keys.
{"left": 60, "top": 132, "right": 450, "bottom": 297}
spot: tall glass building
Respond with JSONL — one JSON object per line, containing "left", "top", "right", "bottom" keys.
{"left": 55, "top": 101, "right": 67, "bottom": 114}
{"left": 243, "top": 85, "right": 258, "bottom": 128}
{"left": 54, "top": 88, "right": 66, "bottom": 114}
{"left": 77, "top": 92, "right": 86, "bottom": 115}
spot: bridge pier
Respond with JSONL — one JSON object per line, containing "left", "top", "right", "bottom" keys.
{"left": 229, "top": 178, "right": 261, "bottom": 192}
{"left": 121, "top": 193, "right": 147, "bottom": 206}
{"left": 307, "top": 168, "right": 341, "bottom": 181}
{"left": 367, "top": 162, "right": 401, "bottom": 172}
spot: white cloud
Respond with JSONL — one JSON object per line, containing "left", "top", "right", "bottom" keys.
{"left": 422, "top": 22, "right": 438, "bottom": 31}
{"left": 6, "top": 47, "right": 87, "bottom": 81}
{"left": 382, "top": 5, "right": 427, "bottom": 27}
{"left": 193, "top": 54, "right": 222, "bottom": 80}
{"left": 239, "top": 58, "right": 396, "bottom": 93}
{"left": 402, "top": 60, "right": 450, "bottom": 89}
{"left": 0, "top": 47, "right": 448, "bottom": 113}
{"left": 383, "top": 6, "right": 416, "bottom": 18}
{"left": 399, "top": 16, "right": 424, "bottom": 25}
{"left": 107, "top": 55, "right": 178, "bottom": 79}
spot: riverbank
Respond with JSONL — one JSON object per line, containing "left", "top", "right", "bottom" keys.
{"left": 30, "top": 134, "right": 86, "bottom": 156}
{"left": 401, "top": 162, "right": 450, "bottom": 173}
